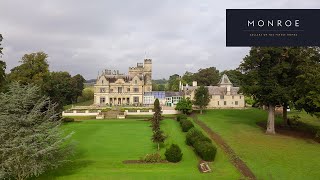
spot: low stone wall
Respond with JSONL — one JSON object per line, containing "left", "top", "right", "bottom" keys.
{"left": 62, "top": 109, "right": 180, "bottom": 118}
{"left": 124, "top": 109, "right": 179, "bottom": 115}
{"left": 62, "top": 110, "right": 99, "bottom": 117}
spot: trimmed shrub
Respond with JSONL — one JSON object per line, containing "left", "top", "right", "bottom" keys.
{"left": 143, "top": 153, "right": 162, "bottom": 163}
{"left": 194, "top": 141, "right": 217, "bottom": 161}
{"left": 176, "top": 114, "right": 188, "bottom": 121}
{"left": 165, "top": 144, "right": 183, "bottom": 163}
{"left": 180, "top": 119, "right": 194, "bottom": 132}
{"left": 186, "top": 128, "right": 211, "bottom": 146}
{"left": 62, "top": 117, "right": 74, "bottom": 123}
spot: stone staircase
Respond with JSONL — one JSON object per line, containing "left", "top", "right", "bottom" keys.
{"left": 96, "top": 109, "right": 124, "bottom": 119}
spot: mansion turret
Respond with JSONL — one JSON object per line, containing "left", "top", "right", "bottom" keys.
{"left": 94, "top": 59, "right": 152, "bottom": 106}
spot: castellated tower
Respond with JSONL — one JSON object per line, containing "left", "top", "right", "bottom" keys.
{"left": 143, "top": 59, "right": 152, "bottom": 92}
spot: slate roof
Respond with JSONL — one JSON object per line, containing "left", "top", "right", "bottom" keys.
{"left": 184, "top": 86, "right": 240, "bottom": 96}
{"left": 183, "top": 74, "right": 240, "bottom": 96}
{"left": 100, "top": 74, "right": 144, "bottom": 83}
{"left": 165, "top": 91, "right": 183, "bottom": 97}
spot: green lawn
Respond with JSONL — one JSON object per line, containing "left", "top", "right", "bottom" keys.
{"left": 197, "top": 109, "right": 320, "bottom": 180}
{"left": 37, "top": 119, "right": 240, "bottom": 180}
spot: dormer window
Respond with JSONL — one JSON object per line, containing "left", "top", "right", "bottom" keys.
{"left": 102, "top": 80, "right": 104, "bottom": 84}
{"left": 135, "top": 80, "right": 137, "bottom": 84}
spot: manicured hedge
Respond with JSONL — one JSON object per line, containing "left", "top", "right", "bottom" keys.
{"left": 176, "top": 114, "right": 188, "bottom": 121}
{"left": 165, "top": 144, "right": 183, "bottom": 163}
{"left": 186, "top": 128, "right": 211, "bottom": 146}
{"left": 193, "top": 141, "right": 217, "bottom": 161}
{"left": 180, "top": 119, "right": 194, "bottom": 132}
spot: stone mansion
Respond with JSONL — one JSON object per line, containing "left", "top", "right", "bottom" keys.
{"left": 94, "top": 59, "right": 152, "bottom": 106}
{"left": 94, "top": 59, "right": 245, "bottom": 108}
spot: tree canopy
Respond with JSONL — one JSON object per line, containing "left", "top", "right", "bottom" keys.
{"left": 167, "top": 74, "right": 180, "bottom": 91}
{"left": 42, "top": 71, "right": 85, "bottom": 110}
{"left": 7, "top": 52, "right": 86, "bottom": 110}
{"left": 193, "top": 67, "right": 220, "bottom": 86}
{"left": 239, "top": 47, "right": 320, "bottom": 133}
{"left": 8, "top": 52, "right": 49, "bottom": 86}
{"left": 193, "top": 86, "right": 210, "bottom": 114}
{"left": 175, "top": 97, "right": 193, "bottom": 114}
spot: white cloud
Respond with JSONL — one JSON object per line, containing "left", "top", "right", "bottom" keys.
{"left": 1, "top": 0, "right": 320, "bottom": 79}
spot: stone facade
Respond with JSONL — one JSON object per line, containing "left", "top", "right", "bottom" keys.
{"left": 182, "top": 74, "right": 245, "bottom": 109}
{"left": 94, "top": 59, "right": 152, "bottom": 106}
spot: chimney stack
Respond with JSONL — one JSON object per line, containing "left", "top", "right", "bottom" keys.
{"left": 192, "top": 81, "right": 197, "bottom": 87}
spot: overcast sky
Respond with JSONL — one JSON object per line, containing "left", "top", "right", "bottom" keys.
{"left": 1, "top": 0, "right": 320, "bottom": 79}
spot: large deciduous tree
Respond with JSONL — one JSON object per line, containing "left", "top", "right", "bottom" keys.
{"left": 8, "top": 52, "right": 49, "bottom": 87}
{"left": 193, "top": 86, "right": 210, "bottom": 114}
{"left": 193, "top": 67, "right": 220, "bottom": 86}
{"left": 293, "top": 47, "right": 320, "bottom": 118}
{"left": 43, "top": 71, "right": 76, "bottom": 110}
{"left": 0, "top": 83, "right": 73, "bottom": 180}
{"left": 175, "top": 97, "right": 193, "bottom": 114}
{"left": 182, "top": 71, "right": 194, "bottom": 85}
{"left": 240, "top": 47, "right": 294, "bottom": 134}
{"left": 71, "top": 74, "right": 86, "bottom": 102}
{"left": 240, "top": 47, "right": 320, "bottom": 133}
{"left": 167, "top": 74, "right": 180, "bottom": 91}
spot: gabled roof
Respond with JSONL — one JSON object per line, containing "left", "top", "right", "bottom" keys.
{"left": 218, "top": 74, "right": 233, "bottom": 86}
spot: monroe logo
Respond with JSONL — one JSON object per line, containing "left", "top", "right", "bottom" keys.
{"left": 226, "top": 9, "right": 320, "bottom": 46}
{"left": 247, "top": 19, "right": 300, "bottom": 27}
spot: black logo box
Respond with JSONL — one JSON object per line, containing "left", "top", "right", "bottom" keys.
{"left": 226, "top": 9, "right": 320, "bottom": 47}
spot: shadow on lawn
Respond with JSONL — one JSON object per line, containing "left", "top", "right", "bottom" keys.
{"left": 34, "top": 150, "right": 94, "bottom": 179}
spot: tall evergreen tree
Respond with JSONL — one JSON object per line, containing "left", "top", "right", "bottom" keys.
{"left": 151, "top": 98, "right": 162, "bottom": 131}
{"left": 151, "top": 99, "right": 166, "bottom": 150}
{"left": 0, "top": 83, "right": 74, "bottom": 180}
{"left": 151, "top": 130, "right": 166, "bottom": 151}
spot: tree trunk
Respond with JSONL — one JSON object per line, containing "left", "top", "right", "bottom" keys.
{"left": 200, "top": 109, "right": 203, "bottom": 114}
{"left": 282, "top": 103, "right": 289, "bottom": 126}
{"left": 266, "top": 104, "right": 276, "bottom": 134}
{"left": 262, "top": 105, "right": 267, "bottom": 110}
{"left": 157, "top": 143, "right": 159, "bottom": 151}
